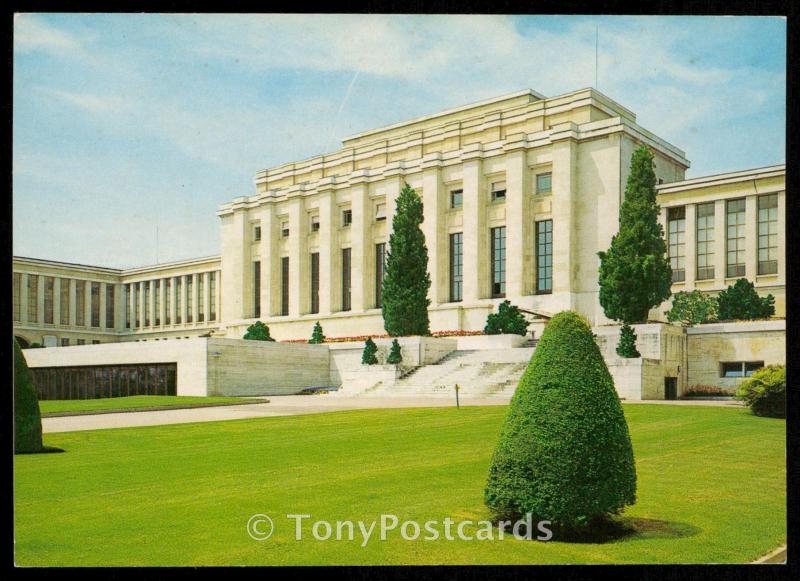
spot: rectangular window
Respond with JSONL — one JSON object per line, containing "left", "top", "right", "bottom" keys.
{"left": 668, "top": 206, "right": 686, "bottom": 282}
{"left": 281, "top": 221, "right": 290, "bottom": 237}
{"left": 44, "top": 277, "right": 54, "bottom": 324}
{"left": 254, "top": 225, "right": 262, "bottom": 242}
{"left": 536, "top": 172, "right": 552, "bottom": 194}
{"left": 165, "top": 279, "right": 171, "bottom": 325}
{"left": 311, "top": 215, "right": 320, "bottom": 232}
{"left": 449, "top": 233, "right": 463, "bottom": 302}
{"left": 77, "top": 339, "right": 85, "bottom": 346}
{"left": 13, "top": 273, "right": 21, "bottom": 322}
{"left": 61, "top": 338, "right": 70, "bottom": 347}
{"left": 186, "top": 278, "right": 193, "bottom": 323}
{"left": 342, "top": 209, "right": 352, "bottom": 228}
{"left": 60, "top": 279, "right": 70, "bottom": 325}
{"left": 342, "top": 248, "right": 352, "bottom": 311}
{"left": 491, "top": 180, "right": 507, "bottom": 202}
{"left": 491, "top": 226, "right": 506, "bottom": 298}
{"left": 721, "top": 361, "right": 764, "bottom": 378}
{"left": 696, "top": 202, "right": 715, "bottom": 280}
{"left": 92, "top": 340, "right": 100, "bottom": 345}
{"left": 726, "top": 199, "right": 746, "bottom": 277}
{"left": 198, "top": 276, "right": 205, "bottom": 322}
{"left": 143, "top": 283, "right": 150, "bottom": 327}
{"left": 450, "top": 189, "right": 463, "bottom": 209}
{"left": 253, "top": 262, "right": 261, "bottom": 318}
{"left": 209, "top": 273, "right": 216, "bottom": 321}
{"left": 106, "top": 284, "right": 115, "bottom": 328}
{"left": 91, "top": 282, "right": 101, "bottom": 328}
{"left": 27, "top": 275, "right": 39, "bottom": 322}
{"left": 758, "top": 194, "right": 778, "bottom": 275}
{"left": 281, "top": 257, "right": 290, "bottom": 316}
{"left": 310, "top": 253, "right": 320, "bottom": 314}
{"left": 536, "top": 220, "right": 553, "bottom": 294}
{"left": 125, "top": 284, "right": 131, "bottom": 328}
{"left": 175, "top": 278, "right": 182, "bottom": 324}
{"left": 375, "top": 243, "right": 386, "bottom": 308}
{"left": 375, "top": 203, "right": 386, "bottom": 221}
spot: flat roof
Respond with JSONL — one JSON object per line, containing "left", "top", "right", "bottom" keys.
{"left": 657, "top": 164, "right": 785, "bottom": 193}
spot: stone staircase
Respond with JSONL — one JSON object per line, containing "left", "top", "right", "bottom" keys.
{"left": 358, "top": 347, "right": 534, "bottom": 399}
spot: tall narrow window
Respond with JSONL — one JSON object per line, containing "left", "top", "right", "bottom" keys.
{"left": 74, "top": 281, "right": 85, "bottom": 327}
{"left": 253, "top": 262, "right": 261, "bottom": 318}
{"left": 125, "top": 283, "right": 132, "bottom": 328}
{"left": 44, "top": 277, "right": 54, "bottom": 324}
{"left": 490, "top": 180, "right": 507, "bottom": 202}
{"left": 27, "top": 275, "right": 39, "bottom": 322}
{"left": 91, "top": 282, "right": 101, "bottom": 328}
{"left": 536, "top": 172, "right": 552, "bottom": 194}
{"left": 726, "top": 199, "right": 746, "bottom": 277}
{"left": 536, "top": 220, "right": 553, "bottom": 294}
{"left": 60, "top": 279, "right": 70, "bottom": 325}
{"left": 198, "top": 276, "right": 205, "bottom": 322}
{"left": 209, "top": 273, "right": 216, "bottom": 321}
{"left": 342, "top": 209, "right": 353, "bottom": 228}
{"left": 668, "top": 206, "right": 686, "bottom": 282}
{"left": 13, "top": 273, "right": 21, "bottom": 322}
{"left": 375, "top": 243, "right": 387, "bottom": 307}
{"left": 375, "top": 203, "right": 387, "bottom": 222}
{"left": 175, "top": 278, "right": 182, "bottom": 324}
{"left": 254, "top": 225, "right": 262, "bottom": 241}
{"left": 491, "top": 226, "right": 506, "bottom": 298}
{"left": 106, "top": 284, "right": 115, "bottom": 328}
{"left": 165, "top": 279, "right": 171, "bottom": 325}
{"left": 449, "top": 233, "right": 463, "bottom": 302}
{"left": 281, "top": 257, "right": 290, "bottom": 316}
{"left": 281, "top": 221, "right": 290, "bottom": 237}
{"left": 450, "top": 189, "right": 463, "bottom": 209}
{"left": 696, "top": 202, "right": 715, "bottom": 280}
{"left": 758, "top": 194, "right": 778, "bottom": 275}
{"left": 342, "top": 248, "right": 352, "bottom": 311}
{"left": 143, "top": 283, "right": 150, "bottom": 327}
{"left": 154, "top": 282, "right": 160, "bottom": 326}
{"left": 186, "top": 278, "right": 193, "bottom": 323}
{"left": 310, "top": 253, "right": 320, "bottom": 314}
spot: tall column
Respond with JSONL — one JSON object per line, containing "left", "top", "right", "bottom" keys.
{"left": 550, "top": 136, "right": 578, "bottom": 305}
{"left": 148, "top": 280, "right": 156, "bottom": 327}
{"left": 85, "top": 281, "right": 93, "bottom": 329}
{"left": 53, "top": 278, "right": 62, "bottom": 327}
{"left": 350, "top": 180, "right": 371, "bottom": 311}
{"left": 777, "top": 191, "right": 786, "bottom": 282}
{"left": 215, "top": 270, "right": 222, "bottom": 323}
{"left": 422, "top": 161, "right": 446, "bottom": 305}
{"left": 114, "top": 283, "right": 124, "bottom": 331}
{"left": 37, "top": 275, "right": 45, "bottom": 325}
{"left": 136, "top": 282, "right": 144, "bottom": 329}
{"left": 159, "top": 278, "right": 167, "bottom": 327}
{"left": 220, "top": 207, "right": 248, "bottom": 322}
{"left": 99, "top": 282, "right": 107, "bottom": 330}
{"left": 20, "top": 273, "right": 29, "bottom": 324}
{"left": 462, "top": 152, "right": 486, "bottom": 302}
{"left": 714, "top": 199, "right": 727, "bottom": 284}
{"left": 744, "top": 195, "right": 758, "bottom": 279}
{"left": 191, "top": 273, "right": 200, "bottom": 324}
{"left": 318, "top": 189, "right": 339, "bottom": 315}
{"left": 69, "top": 278, "right": 77, "bottom": 326}
{"left": 287, "top": 196, "right": 308, "bottom": 317}
{"left": 504, "top": 147, "right": 531, "bottom": 299}
{"left": 260, "top": 204, "right": 278, "bottom": 317}
{"left": 684, "top": 204, "right": 697, "bottom": 287}
{"left": 169, "top": 277, "right": 178, "bottom": 326}
{"left": 128, "top": 283, "right": 136, "bottom": 330}
{"left": 181, "top": 275, "right": 189, "bottom": 325}
{"left": 202, "top": 272, "right": 211, "bottom": 323}
{"left": 383, "top": 172, "right": 404, "bottom": 251}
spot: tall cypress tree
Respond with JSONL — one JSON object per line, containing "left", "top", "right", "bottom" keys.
{"left": 598, "top": 146, "right": 672, "bottom": 357}
{"left": 381, "top": 183, "right": 432, "bottom": 336}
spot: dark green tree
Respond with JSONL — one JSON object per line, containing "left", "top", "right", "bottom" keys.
{"left": 716, "top": 278, "right": 775, "bottom": 321}
{"left": 484, "top": 300, "right": 530, "bottom": 336}
{"left": 386, "top": 339, "right": 403, "bottom": 364}
{"left": 14, "top": 339, "right": 44, "bottom": 454}
{"left": 616, "top": 324, "right": 640, "bottom": 358}
{"left": 485, "top": 311, "right": 637, "bottom": 531}
{"left": 243, "top": 321, "right": 275, "bottom": 341}
{"left": 666, "top": 289, "right": 718, "bottom": 326}
{"left": 598, "top": 146, "right": 672, "bottom": 357}
{"left": 361, "top": 338, "right": 379, "bottom": 365}
{"left": 309, "top": 321, "right": 326, "bottom": 344}
{"left": 381, "top": 183, "right": 431, "bottom": 336}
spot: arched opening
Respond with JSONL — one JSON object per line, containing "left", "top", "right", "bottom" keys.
{"left": 15, "top": 335, "right": 31, "bottom": 349}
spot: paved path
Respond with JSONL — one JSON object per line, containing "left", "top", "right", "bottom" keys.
{"left": 42, "top": 396, "right": 742, "bottom": 434}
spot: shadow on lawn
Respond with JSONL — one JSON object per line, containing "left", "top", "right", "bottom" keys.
{"left": 15, "top": 446, "right": 65, "bottom": 455}
{"left": 550, "top": 516, "right": 701, "bottom": 544}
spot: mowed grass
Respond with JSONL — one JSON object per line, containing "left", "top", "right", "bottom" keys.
{"left": 15, "top": 405, "right": 785, "bottom": 565}
{"left": 39, "top": 396, "right": 266, "bottom": 416}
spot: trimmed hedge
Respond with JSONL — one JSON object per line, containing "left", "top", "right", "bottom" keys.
{"left": 361, "top": 338, "right": 378, "bottom": 365}
{"left": 736, "top": 364, "right": 785, "bottom": 418}
{"left": 243, "top": 321, "right": 275, "bottom": 341}
{"left": 484, "top": 300, "right": 529, "bottom": 336}
{"left": 15, "top": 339, "right": 44, "bottom": 454}
{"left": 484, "top": 311, "right": 637, "bottom": 529}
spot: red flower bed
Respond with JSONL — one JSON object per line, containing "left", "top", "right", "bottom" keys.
{"left": 281, "top": 330, "right": 484, "bottom": 343}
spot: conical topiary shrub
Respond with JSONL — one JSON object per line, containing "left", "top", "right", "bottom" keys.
{"left": 361, "top": 338, "right": 378, "bottom": 365}
{"left": 484, "top": 311, "right": 636, "bottom": 531}
{"left": 386, "top": 339, "right": 403, "bottom": 364}
{"left": 14, "top": 339, "right": 44, "bottom": 454}
{"left": 309, "top": 321, "right": 325, "bottom": 344}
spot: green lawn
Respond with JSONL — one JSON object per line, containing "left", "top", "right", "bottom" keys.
{"left": 14, "top": 405, "right": 785, "bottom": 565}
{"left": 39, "top": 395, "right": 267, "bottom": 417}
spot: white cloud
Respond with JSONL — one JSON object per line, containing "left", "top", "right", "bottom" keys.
{"left": 14, "top": 14, "right": 88, "bottom": 57}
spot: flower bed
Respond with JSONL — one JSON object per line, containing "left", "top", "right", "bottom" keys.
{"left": 282, "top": 330, "right": 484, "bottom": 344}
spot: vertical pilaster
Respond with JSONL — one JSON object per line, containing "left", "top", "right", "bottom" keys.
{"left": 215, "top": 270, "right": 222, "bottom": 322}
{"left": 220, "top": 207, "right": 248, "bottom": 322}
{"left": 288, "top": 196, "right": 307, "bottom": 317}
{"left": 53, "top": 278, "right": 62, "bottom": 327}
{"left": 550, "top": 136, "right": 578, "bottom": 302}
{"left": 202, "top": 272, "right": 211, "bottom": 323}
{"left": 37, "top": 275, "right": 45, "bottom": 325}
{"left": 114, "top": 283, "right": 125, "bottom": 331}
{"left": 350, "top": 180, "right": 371, "bottom": 311}
{"left": 169, "top": 277, "right": 178, "bottom": 326}
{"left": 159, "top": 278, "right": 167, "bottom": 327}
{"left": 504, "top": 147, "right": 530, "bottom": 298}
{"left": 128, "top": 282, "right": 136, "bottom": 330}
{"left": 86, "top": 281, "right": 93, "bottom": 329}
{"left": 318, "top": 189, "right": 339, "bottom": 315}
{"left": 684, "top": 204, "right": 697, "bottom": 287}
{"left": 744, "top": 195, "right": 758, "bottom": 279}
{"left": 462, "top": 153, "right": 486, "bottom": 302}
{"left": 20, "top": 273, "right": 29, "bottom": 324}
{"left": 260, "top": 204, "right": 278, "bottom": 317}
{"left": 181, "top": 275, "right": 189, "bottom": 325}
{"left": 422, "top": 161, "right": 446, "bottom": 305}
{"left": 191, "top": 273, "right": 199, "bottom": 324}
{"left": 69, "top": 278, "right": 77, "bottom": 326}
{"left": 99, "top": 282, "right": 107, "bottom": 330}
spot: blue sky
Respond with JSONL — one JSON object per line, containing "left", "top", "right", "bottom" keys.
{"left": 13, "top": 14, "right": 786, "bottom": 268}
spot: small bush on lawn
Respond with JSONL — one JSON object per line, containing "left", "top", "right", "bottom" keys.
{"left": 683, "top": 385, "right": 735, "bottom": 397}
{"left": 309, "top": 322, "right": 325, "bottom": 344}
{"left": 716, "top": 278, "right": 775, "bottom": 321}
{"left": 736, "top": 364, "right": 785, "bottom": 418}
{"left": 485, "top": 311, "right": 636, "bottom": 533}
{"left": 484, "top": 300, "right": 529, "bottom": 336}
{"left": 14, "top": 339, "right": 44, "bottom": 454}
{"left": 386, "top": 339, "right": 403, "bottom": 364}
{"left": 361, "top": 338, "right": 379, "bottom": 365}
{"left": 243, "top": 321, "right": 275, "bottom": 341}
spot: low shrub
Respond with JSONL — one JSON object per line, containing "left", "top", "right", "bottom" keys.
{"left": 716, "top": 278, "right": 775, "bottom": 321}
{"left": 386, "top": 339, "right": 403, "bottom": 364}
{"left": 361, "top": 338, "right": 379, "bottom": 365}
{"left": 484, "top": 300, "right": 529, "bottom": 336}
{"left": 666, "top": 290, "right": 717, "bottom": 326}
{"left": 309, "top": 322, "right": 325, "bottom": 344}
{"left": 243, "top": 321, "right": 275, "bottom": 341}
{"left": 736, "top": 364, "right": 785, "bottom": 418}
{"left": 683, "top": 385, "right": 735, "bottom": 398}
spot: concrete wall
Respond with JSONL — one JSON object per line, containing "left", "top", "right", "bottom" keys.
{"left": 455, "top": 333, "right": 528, "bottom": 350}
{"left": 206, "top": 338, "right": 332, "bottom": 396}
{"left": 22, "top": 339, "right": 209, "bottom": 396}
{"left": 686, "top": 320, "right": 785, "bottom": 390}
{"left": 607, "top": 358, "right": 665, "bottom": 401}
